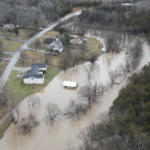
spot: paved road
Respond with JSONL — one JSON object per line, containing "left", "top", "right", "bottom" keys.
{"left": 0, "top": 10, "right": 81, "bottom": 90}
{"left": 26, "top": 47, "right": 52, "bottom": 54}
{"left": 3, "top": 52, "right": 15, "bottom": 55}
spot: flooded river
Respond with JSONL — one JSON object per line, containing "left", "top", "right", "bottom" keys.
{"left": 0, "top": 36, "right": 150, "bottom": 150}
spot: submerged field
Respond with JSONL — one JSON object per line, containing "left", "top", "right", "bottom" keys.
{"left": 0, "top": 32, "right": 150, "bottom": 150}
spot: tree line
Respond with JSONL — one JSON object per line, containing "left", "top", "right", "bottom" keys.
{"left": 71, "top": 63, "right": 150, "bottom": 150}
{"left": 72, "top": 2, "right": 150, "bottom": 43}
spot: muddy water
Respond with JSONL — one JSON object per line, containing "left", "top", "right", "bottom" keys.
{"left": 0, "top": 40, "right": 150, "bottom": 150}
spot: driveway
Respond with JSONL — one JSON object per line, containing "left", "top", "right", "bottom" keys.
{"left": 13, "top": 67, "right": 31, "bottom": 73}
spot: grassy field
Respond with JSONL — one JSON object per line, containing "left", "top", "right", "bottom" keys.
{"left": 1, "top": 38, "right": 22, "bottom": 52}
{"left": 0, "top": 60, "right": 9, "bottom": 76}
{"left": 0, "top": 29, "right": 30, "bottom": 40}
{"left": 43, "top": 31, "right": 60, "bottom": 37}
{"left": 7, "top": 68, "right": 59, "bottom": 102}
{"left": 28, "top": 31, "right": 103, "bottom": 68}
{"left": 16, "top": 50, "right": 46, "bottom": 67}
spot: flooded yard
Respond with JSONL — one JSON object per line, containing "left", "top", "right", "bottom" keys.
{"left": 0, "top": 36, "right": 150, "bottom": 150}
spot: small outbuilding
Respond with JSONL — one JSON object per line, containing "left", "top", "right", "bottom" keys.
{"left": 3, "top": 24, "right": 15, "bottom": 32}
{"left": 47, "top": 38, "right": 63, "bottom": 53}
{"left": 63, "top": 81, "right": 78, "bottom": 89}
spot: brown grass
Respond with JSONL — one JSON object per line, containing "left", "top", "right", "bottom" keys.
{"left": 0, "top": 60, "right": 9, "bottom": 76}
{"left": 73, "top": 7, "right": 85, "bottom": 12}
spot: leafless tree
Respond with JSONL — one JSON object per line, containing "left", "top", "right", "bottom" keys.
{"left": 45, "top": 102, "right": 62, "bottom": 125}
{"left": 66, "top": 99, "right": 86, "bottom": 119}
{"left": 28, "top": 94, "right": 40, "bottom": 107}
{"left": 59, "top": 52, "right": 71, "bottom": 70}
{"left": 78, "top": 86, "right": 94, "bottom": 107}
{"left": 83, "top": 64, "right": 93, "bottom": 83}
{"left": 108, "top": 70, "right": 116, "bottom": 86}
{"left": 71, "top": 52, "right": 79, "bottom": 69}
{"left": 128, "top": 39, "right": 143, "bottom": 70}
{"left": 90, "top": 82, "right": 100, "bottom": 102}
{"left": 88, "top": 52, "right": 98, "bottom": 65}
{"left": 105, "top": 32, "right": 121, "bottom": 53}
{"left": 45, "top": 53, "right": 52, "bottom": 65}
{"left": 18, "top": 113, "right": 39, "bottom": 134}
{"left": 78, "top": 43, "right": 89, "bottom": 61}
{"left": 34, "top": 38, "right": 41, "bottom": 51}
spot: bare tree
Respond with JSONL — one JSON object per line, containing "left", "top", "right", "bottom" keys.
{"left": 128, "top": 39, "right": 143, "bottom": 70}
{"left": 90, "top": 82, "right": 100, "bottom": 102}
{"left": 108, "top": 70, "right": 116, "bottom": 86}
{"left": 83, "top": 64, "right": 93, "bottom": 83}
{"left": 78, "top": 86, "right": 94, "bottom": 107}
{"left": 34, "top": 39, "right": 41, "bottom": 51}
{"left": 18, "top": 113, "right": 39, "bottom": 134}
{"left": 71, "top": 52, "right": 79, "bottom": 69}
{"left": 45, "top": 102, "right": 62, "bottom": 124}
{"left": 28, "top": 94, "right": 40, "bottom": 107}
{"left": 66, "top": 99, "right": 85, "bottom": 119}
{"left": 78, "top": 43, "right": 89, "bottom": 61}
{"left": 59, "top": 52, "right": 70, "bottom": 70}
{"left": 88, "top": 52, "right": 98, "bottom": 65}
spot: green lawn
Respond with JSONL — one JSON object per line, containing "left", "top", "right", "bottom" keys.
{"left": 0, "top": 29, "right": 30, "bottom": 40}
{"left": 7, "top": 68, "right": 59, "bottom": 103}
{"left": 1, "top": 38, "right": 22, "bottom": 52}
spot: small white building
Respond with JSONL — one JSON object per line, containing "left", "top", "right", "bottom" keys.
{"left": 3, "top": 24, "right": 15, "bottom": 31}
{"left": 47, "top": 38, "right": 63, "bottom": 53}
{"left": 23, "top": 63, "right": 47, "bottom": 84}
{"left": 63, "top": 81, "right": 78, "bottom": 89}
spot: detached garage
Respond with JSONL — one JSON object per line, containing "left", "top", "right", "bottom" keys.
{"left": 63, "top": 81, "right": 77, "bottom": 89}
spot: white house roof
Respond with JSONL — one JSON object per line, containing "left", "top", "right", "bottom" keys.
{"left": 63, "top": 81, "right": 77, "bottom": 88}
{"left": 23, "top": 63, "right": 46, "bottom": 79}
{"left": 47, "top": 38, "right": 63, "bottom": 52}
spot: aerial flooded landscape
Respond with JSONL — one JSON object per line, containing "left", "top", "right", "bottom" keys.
{"left": 0, "top": 0, "right": 150, "bottom": 150}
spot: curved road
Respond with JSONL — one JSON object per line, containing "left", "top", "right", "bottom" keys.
{"left": 0, "top": 10, "right": 81, "bottom": 90}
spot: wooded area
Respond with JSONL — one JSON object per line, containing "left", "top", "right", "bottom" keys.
{"left": 77, "top": 64, "right": 150, "bottom": 150}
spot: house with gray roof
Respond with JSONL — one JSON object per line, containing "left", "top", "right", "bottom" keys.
{"left": 23, "top": 63, "right": 47, "bottom": 84}
{"left": 47, "top": 38, "right": 63, "bottom": 52}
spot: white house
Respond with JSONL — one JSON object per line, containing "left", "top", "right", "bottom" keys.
{"left": 47, "top": 38, "right": 63, "bottom": 52}
{"left": 3, "top": 24, "right": 15, "bottom": 31}
{"left": 23, "top": 63, "right": 47, "bottom": 84}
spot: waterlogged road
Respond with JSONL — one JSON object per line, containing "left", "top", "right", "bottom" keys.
{"left": 0, "top": 10, "right": 81, "bottom": 90}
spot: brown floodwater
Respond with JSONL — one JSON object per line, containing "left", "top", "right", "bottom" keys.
{"left": 0, "top": 40, "right": 149, "bottom": 150}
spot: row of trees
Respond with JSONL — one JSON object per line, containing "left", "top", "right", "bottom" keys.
{"left": 63, "top": 2, "right": 150, "bottom": 43}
